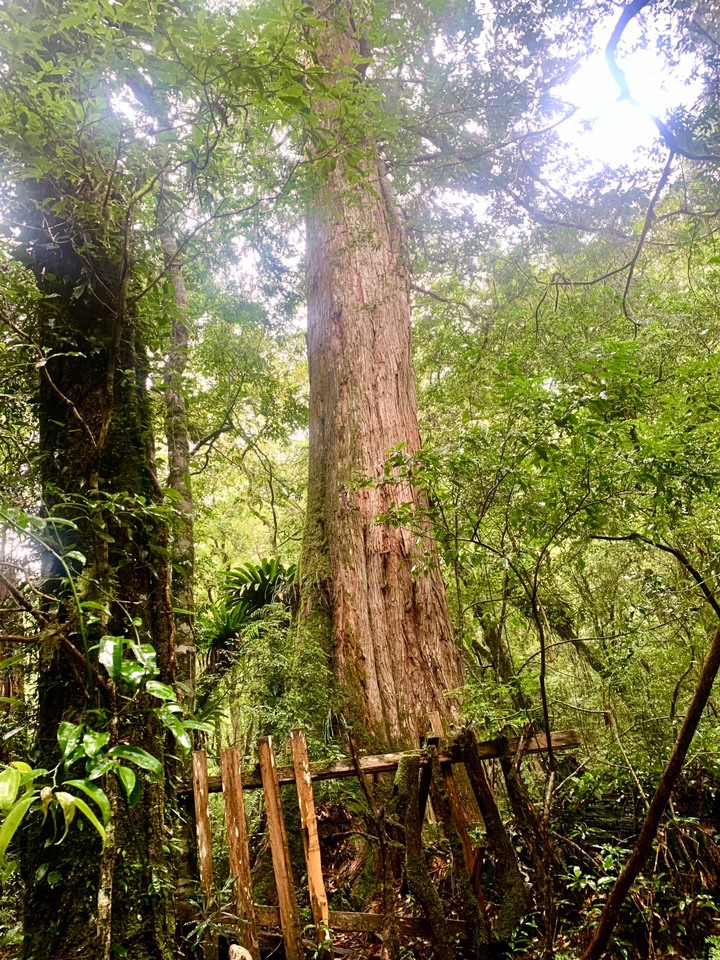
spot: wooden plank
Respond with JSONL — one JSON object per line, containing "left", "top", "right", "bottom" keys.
{"left": 180, "top": 902, "right": 469, "bottom": 941}
{"left": 257, "top": 736, "right": 303, "bottom": 960}
{"left": 253, "top": 905, "right": 468, "bottom": 940}
{"left": 290, "top": 729, "right": 330, "bottom": 944}
{"left": 220, "top": 747, "right": 260, "bottom": 960}
{"left": 192, "top": 750, "right": 214, "bottom": 900}
{"left": 182, "top": 730, "right": 582, "bottom": 794}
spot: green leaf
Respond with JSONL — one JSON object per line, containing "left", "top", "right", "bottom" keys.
{"left": 131, "top": 643, "right": 157, "bottom": 675}
{"left": 0, "top": 768, "right": 21, "bottom": 813}
{"left": 58, "top": 721, "right": 82, "bottom": 760}
{"left": 44, "top": 516, "right": 79, "bottom": 530}
{"left": 79, "top": 601, "right": 110, "bottom": 612}
{"left": 82, "top": 729, "right": 110, "bottom": 758}
{"left": 182, "top": 720, "right": 214, "bottom": 734}
{"left": 108, "top": 745, "right": 162, "bottom": 778}
{"left": 119, "top": 660, "right": 146, "bottom": 687}
{"left": 86, "top": 757, "right": 114, "bottom": 781}
{"left": 0, "top": 792, "right": 37, "bottom": 863}
{"left": 64, "top": 779, "right": 111, "bottom": 825}
{"left": 145, "top": 680, "right": 177, "bottom": 701}
{"left": 54, "top": 791, "right": 76, "bottom": 843}
{"left": 115, "top": 765, "right": 140, "bottom": 807}
{"left": 0, "top": 654, "right": 26, "bottom": 671}
{"left": 72, "top": 796, "right": 106, "bottom": 846}
{"left": 98, "top": 636, "right": 125, "bottom": 683}
{"left": 63, "top": 550, "right": 86, "bottom": 567}
{"left": 157, "top": 707, "right": 191, "bottom": 753}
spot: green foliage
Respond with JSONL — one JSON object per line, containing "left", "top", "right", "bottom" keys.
{"left": 226, "top": 557, "right": 297, "bottom": 611}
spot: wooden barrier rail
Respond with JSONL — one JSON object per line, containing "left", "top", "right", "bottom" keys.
{"left": 189, "top": 728, "right": 580, "bottom": 957}
{"left": 181, "top": 729, "right": 580, "bottom": 795}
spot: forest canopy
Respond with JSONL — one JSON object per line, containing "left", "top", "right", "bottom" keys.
{"left": 0, "top": 0, "right": 720, "bottom": 958}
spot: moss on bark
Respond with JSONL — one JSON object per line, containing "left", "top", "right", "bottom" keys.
{"left": 393, "top": 755, "right": 455, "bottom": 960}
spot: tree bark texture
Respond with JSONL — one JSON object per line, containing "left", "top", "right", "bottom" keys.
{"left": 301, "top": 3, "right": 464, "bottom": 749}
{"left": 162, "top": 235, "right": 196, "bottom": 705}
{"left": 16, "top": 174, "right": 175, "bottom": 959}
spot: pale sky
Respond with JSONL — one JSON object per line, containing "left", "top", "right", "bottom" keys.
{"left": 557, "top": 22, "right": 704, "bottom": 167}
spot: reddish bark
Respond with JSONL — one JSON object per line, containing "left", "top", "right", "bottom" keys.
{"left": 301, "top": 4, "right": 463, "bottom": 747}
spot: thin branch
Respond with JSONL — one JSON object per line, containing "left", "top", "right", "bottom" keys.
{"left": 410, "top": 282, "right": 479, "bottom": 321}
{"left": 622, "top": 150, "right": 674, "bottom": 329}
{"left": 0, "top": 571, "right": 48, "bottom": 627}
{"left": 1, "top": 313, "right": 97, "bottom": 448}
{"left": 591, "top": 534, "right": 720, "bottom": 620}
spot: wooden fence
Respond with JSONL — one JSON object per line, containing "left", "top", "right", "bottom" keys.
{"left": 187, "top": 727, "right": 581, "bottom": 958}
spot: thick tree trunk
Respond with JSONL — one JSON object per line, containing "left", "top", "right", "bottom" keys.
{"left": 17, "top": 179, "right": 175, "bottom": 960}
{"left": 300, "top": 5, "right": 464, "bottom": 748}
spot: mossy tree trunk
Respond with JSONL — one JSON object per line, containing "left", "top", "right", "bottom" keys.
{"left": 300, "top": 2, "right": 464, "bottom": 749}
{"left": 160, "top": 171, "right": 196, "bottom": 709}
{"left": 16, "top": 173, "right": 176, "bottom": 959}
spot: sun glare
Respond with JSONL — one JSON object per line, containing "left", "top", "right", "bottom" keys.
{"left": 557, "top": 32, "right": 704, "bottom": 167}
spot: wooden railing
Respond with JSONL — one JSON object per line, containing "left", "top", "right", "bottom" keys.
{"left": 188, "top": 727, "right": 581, "bottom": 958}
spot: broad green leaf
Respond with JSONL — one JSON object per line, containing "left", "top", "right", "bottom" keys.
{"left": 145, "top": 680, "right": 177, "bottom": 701}
{"left": 86, "top": 757, "right": 114, "bottom": 781}
{"left": 108, "top": 745, "right": 162, "bottom": 778}
{"left": 64, "top": 780, "right": 111, "bottom": 825}
{"left": 44, "top": 516, "right": 78, "bottom": 530}
{"left": 182, "top": 720, "right": 214, "bottom": 734}
{"left": 58, "top": 722, "right": 82, "bottom": 760}
{"left": 98, "top": 636, "right": 124, "bottom": 682}
{"left": 0, "top": 793, "right": 37, "bottom": 863}
{"left": 82, "top": 729, "right": 110, "bottom": 758}
{"left": 120, "top": 660, "right": 146, "bottom": 687}
{"left": 11, "top": 762, "right": 32, "bottom": 774}
{"left": 0, "top": 654, "right": 26, "bottom": 671}
{"left": 0, "top": 768, "right": 21, "bottom": 813}
{"left": 157, "top": 708, "right": 191, "bottom": 753}
{"left": 63, "top": 550, "right": 86, "bottom": 566}
{"left": 131, "top": 643, "right": 157, "bottom": 675}
{"left": 72, "top": 797, "right": 106, "bottom": 847}
{"left": 115, "top": 766, "right": 139, "bottom": 807}
{"left": 54, "top": 792, "right": 76, "bottom": 843}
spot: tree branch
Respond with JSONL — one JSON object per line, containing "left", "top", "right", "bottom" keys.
{"left": 621, "top": 149, "right": 674, "bottom": 329}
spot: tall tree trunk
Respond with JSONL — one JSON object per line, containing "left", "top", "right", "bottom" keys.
{"left": 162, "top": 235, "right": 196, "bottom": 705}
{"left": 300, "top": 4, "right": 464, "bottom": 748}
{"left": 16, "top": 175, "right": 175, "bottom": 960}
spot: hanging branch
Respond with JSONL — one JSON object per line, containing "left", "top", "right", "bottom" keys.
{"left": 621, "top": 149, "right": 674, "bottom": 329}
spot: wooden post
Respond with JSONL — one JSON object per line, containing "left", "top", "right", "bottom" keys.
{"left": 192, "top": 749, "right": 214, "bottom": 900}
{"left": 291, "top": 729, "right": 331, "bottom": 948}
{"left": 440, "top": 763, "right": 477, "bottom": 877}
{"left": 258, "top": 736, "right": 303, "bottom": 960}
{"left": 220, "top": 748, "right": 260, "bottom": 960}
{"left": 418, "top": 733, "right": 439, "bottom": 823}
{"left": 427, "top": 713, "right": 478, "bottom": 884}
